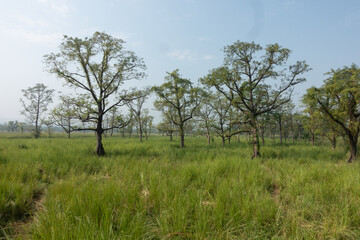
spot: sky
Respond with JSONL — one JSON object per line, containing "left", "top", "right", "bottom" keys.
{"left": 0, "top": 0, "right": 359, "bottom": 123}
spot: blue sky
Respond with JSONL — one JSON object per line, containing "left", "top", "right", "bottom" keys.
{"left": 0, "top": 0, "right": 359, "bottom": 122}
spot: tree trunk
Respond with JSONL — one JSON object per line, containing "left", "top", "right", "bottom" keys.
{"left": 251, "top": 116, "right": 261, "bottom": 158}
{"left": 170, "top": 131, "right": 173, "bottom": 141}
{"left": 96, "top": 131, "right": 105, "bottom": 156}
{"left": 331, "top": 134, "right": 336, "bottom": 150}
{"left": 348, "top": 137, "right": 357, "bottom": 163}
{"left": 139, "top": 121, "right": 143, "bottom": 142}
{"left": 180, "top": 133, "right": 185, "bottom": 148}
{"left": 96, "top": 115, "right": 105, "bottom": 156}
{"left": 228, "top": 137, "right": 231, "bottom": 145}
{"left": 221, "top": 137, "right": 225, "bottom": 147}
{"left": 34, "top": 98, "right": 40, "bottom": 138}
{"left": 279, "top": 123, "right": 283, "bottom": 144}
{"left": 311, "top": 132, "right": 315, "bottom": 145}
{"left": 271, "top": 127, "right": 276, "bottom": 142}
{"left": 68, "top": 121, "right": 71, "bottom": 138}
{"left": 206, "top": 128, "right": 211, "bottom": 145}
{"left": 260, "top": 128, "right": 265, "bottom": 145}
{"left": 179, "top": 122, "right": 185, "bottom": 148}
{"left": 35, "top": 117, "right": 40, "bottom": 138}
{"left": 251, "top": 126, "right": 261, "bottom": 158}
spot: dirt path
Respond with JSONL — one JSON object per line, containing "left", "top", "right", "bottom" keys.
{"left": 270, "top": 183, "right": 281, "bottom": 204}
{"left": 10, "top": 191, "right": 46, "bottom": 239}
{"left": 262, "top": 164, "right": 281, "bottom": 204}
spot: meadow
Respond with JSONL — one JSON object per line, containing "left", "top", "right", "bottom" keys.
{"left": 1, "top": 133, "right": 360, "bottom": 239}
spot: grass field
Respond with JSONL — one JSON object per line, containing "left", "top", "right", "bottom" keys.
{"left": 1, "top": 134, "right": 360, "bottom": 239}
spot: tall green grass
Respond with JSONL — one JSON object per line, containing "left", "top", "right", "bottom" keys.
{"left": 0, "top": 134, "right": 359, "bottom": 239}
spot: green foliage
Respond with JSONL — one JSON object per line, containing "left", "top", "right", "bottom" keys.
{"left": 44, "top": 32, "right": 146, "bottom": 155}
{"left": 153, "top": 70, "right": 202, "bottom": 147}
{"left": 303, "top": 64, "right": 360, "bottom": 161}
{"left": 52, "top": 95, "right": 78, "bottom": 136}
{"left": 202, "top": 41, "right": 310, "bottom": 157}
{"left": 20, "top": 83, "right": 54, "bottom": 138}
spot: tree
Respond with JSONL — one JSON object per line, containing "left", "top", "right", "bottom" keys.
{"left": 312, "top": 65, "right": 360, "bottom": 162}
{"left": 318, "top": 114, "right": 340, "bottom": 150}
{"left": 106, "top": 106, "right": 120, "bottom": 137}
{"left": 195, "top": 92, "right": 215, "bottom": 145}
{"left": 141, "top": 109, "right": 154, "bottom": 140}
{"left": 157, "top": 121, "right": 176, "bottom": 141}
{"left": 293, "top": 113, "right": 305, "bottom": 142}
{"left": 153, "top": 70, "right": 201, "bottom": 148}
{"left": 7, "top": 121, "right": 18, "bottom": 132}
{"left": 17, "top": 122, "right": 26, "bottom": 135}
{"left": 42, "top": 117, "right": 55, "bottom": 137}
{"left": 202, "top": 42, "right": 309, "bottom": 158}
{"left": 302, "top": 87, "right": 322, "bottom": 145}
{"left": 126, "top": 88, "right": 150, "bottom": 142}
{"left": 52, "top": 95, "right": 77, "bottom": 138}
{"left": 211, "top": 93, "right": 234, "bottom": 146}
{"left": 20, "top": 83, "right": 54, "bottom": 138}
{"left": 271, "top": 101, "right": 294, "bottom": 144}
{"left": 257, "top": 113, "right": 272, "bottom": 145}
{"left": 44, "top": 32, "right": 146, "bottom": 156}
{"left": 103, "top": 108, "right": 132, "bottom": 138}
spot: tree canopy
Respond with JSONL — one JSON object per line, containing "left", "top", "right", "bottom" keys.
{"left": 44, "top": 32, "right": 146, "bottom": 155}
{"left": 312, "top": 64, "right": 360, "bottom": 162}
{"left": 202, "top": 41, "right": 310, "bottom": 158}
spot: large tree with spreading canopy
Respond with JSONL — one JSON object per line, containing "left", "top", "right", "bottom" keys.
{"left": 44, "top": 32, "right": 146, "bottom": 156}
{"left": 202, "top": 41, "right": 309, "bottom": 158}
